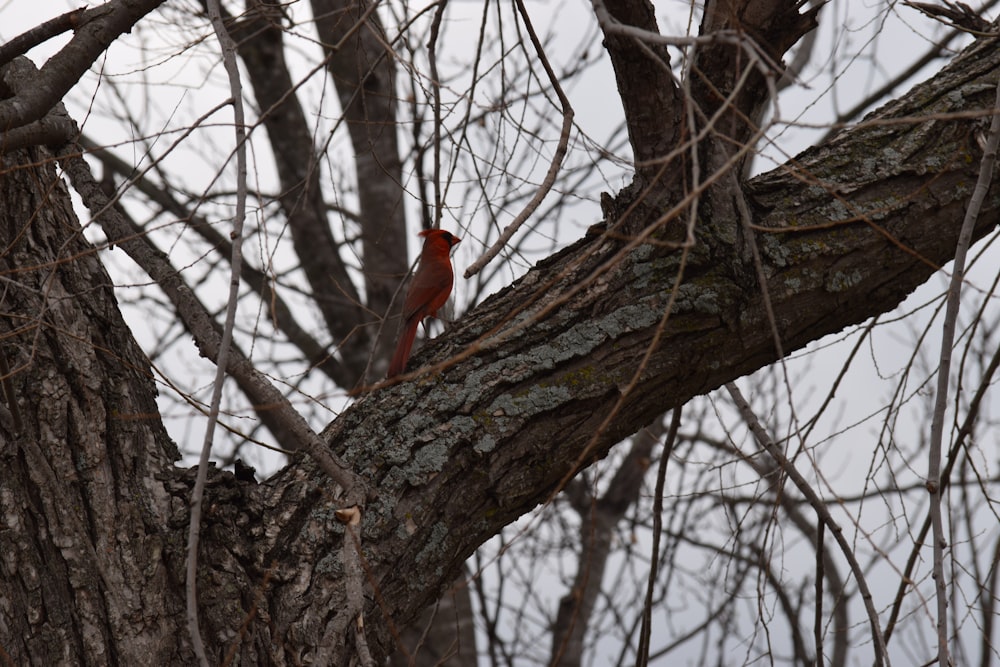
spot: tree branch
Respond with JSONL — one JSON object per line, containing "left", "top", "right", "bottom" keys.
{"left": 0, "top": 7, "right": 87, "bottom": 69}
{"left": 726, "top": 382, "right": 889, "bottom": 666}
{"left": 0, "top": 0, "right": 168, "bottom": 131}
{"left": 187, "top": 1, "right": 250, "bottom": 661}
{"left": 79, "top": 134, "right": 356, "bottom": 388}
{"left": 926, "top": 70, "right": 1000, "bottom": 666}
{"left": 312, "top": 0, "right": 410, "bottom": 382}
{"left": 690, "top": 0, "right": 821, "bottom": 148}
{"left": 292, "top": 30, "right": 1000, "bottom": 657}
{"left": 591, "top": 0, "right": 682, "bottom": 186}
{"left": 226, "top": 0, "right": 372, "bottom": 380}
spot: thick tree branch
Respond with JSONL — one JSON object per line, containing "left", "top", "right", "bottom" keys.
{"left": 0, "top": 7, "right": 87, "bottom": 69}
{"left": 265, "top": 30, "right": 1000, "bottom": 660}
{"left": 591, "top": 0, "right": 683, "bottom": 187}
{"left": 5, "top": 6, "right": 1000, "bottom": 666}
{"left": 0, "top": 0, "right": 168, "bottom": 131}
{"left": 691, "top": 0, "right": 821, "bottom": 148}
{"left": 0, "top": 147, "right": 181, "bottom": 666}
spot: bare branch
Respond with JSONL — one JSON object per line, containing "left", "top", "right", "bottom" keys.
{"left": 637, "top": 408, "right": 681, "bottom": 667}
{"left": 0, "top": 0, "right": 167, "bottom": 131}
{"left": 725, "top": 382, "right": 890, "bottom": 667}
{"left": 185, "top": 1, "right": 251, "bottom": 663}
{"left": 464, "top": 0, "right": 575, "bottom": 279}
{"left": 56, "top": 147, "right": 366, "bottom": 503}
{"left": 79, "top": 135, "right": 356, "bottom": 387}
{"left": 0, "top": 7, "right": 87, "bottom": 69}
{"left": 925, "top": 62, "right": 1000, "bottom": 667}
{"left": 229, "top": 0, "right": 371, "bottom": 379}
{"left": 312, "top": 0, "right": 410, "bottom": 381}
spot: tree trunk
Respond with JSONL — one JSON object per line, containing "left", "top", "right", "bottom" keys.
{"left": 0, "top": 144, "right": 182, "bottom": 664}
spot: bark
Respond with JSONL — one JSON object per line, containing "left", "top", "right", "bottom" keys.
{"left": 692, "top": 0, "right": 822, "bottom": 149}
{"left": 0, "top": 144, "right": 182, "bottom": 664}
{"left": 294, "top": 30, "right": 1000, "bottom": 662}
{"left": 597, "top": 0, "right": 683, "bottom": 186}
{"left": 387, "top": 570, "right": 478, "bottom": 667}
{"left": 1, "top": 9, "right": 1000, "bottom": 667}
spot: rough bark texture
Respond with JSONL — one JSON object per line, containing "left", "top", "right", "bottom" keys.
{"left": 598, "top": 0, "right": 683, "bottom": 181}
{"left": 387, "top": 571, "right": 478, "bottom": 667}
{"left": 0, "top": 145, "right": 182, "bottom": 664}
{"left": 1, "top": 7, "right": 1000, "bottom": 667}
{"left": 693, "top": 0, "right": 822, "bottom": 148}
{"left": 289, "top": 30, "right": 1000, "bottom": 662}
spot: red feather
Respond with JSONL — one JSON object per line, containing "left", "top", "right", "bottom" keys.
{"left": 388, "top": 229, "right": 461, "bottom": 377}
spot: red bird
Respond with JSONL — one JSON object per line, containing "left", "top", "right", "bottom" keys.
{"left": 388, "top": 229, "right": 461, "bottom": 377}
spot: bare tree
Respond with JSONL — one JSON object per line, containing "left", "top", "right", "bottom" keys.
{"left": 0, "top": 0, "right": 999, "bottom": 665}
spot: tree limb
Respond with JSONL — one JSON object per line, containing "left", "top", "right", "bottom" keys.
{"left": 288, "top": 30, "right": 1000, "bottom": 658}
{"left": 0, "top": 0, "right": 168, "bottom": 131}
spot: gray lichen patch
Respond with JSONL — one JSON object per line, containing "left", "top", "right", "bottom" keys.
{"left": 825, "top": 268, "right": 864, "bottom": 292}
{"left": 401, "top": 441, "right": 451, "bottom": 486}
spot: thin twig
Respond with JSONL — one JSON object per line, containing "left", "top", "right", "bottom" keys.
{"left": 58, "top": 148, "right": 365, "bottom": 494}
{"left": 885, "top": 319, "right": 1000, "bottom": 642}
{"left": 463, "top": 0, "right": 575, "bottom": 279}
{"left": 925, "top": 69, "right": 1000, "bottom": 667}
{"left": 725, "top": 382, "right": 890, "bottom": 667}
{"left": 819, "top": 0, "right": 1000, "bottom": 144}
{"left": 427, "top": 1, "right": 446, "bottom": 229}
{"left": 186, "top": 2, "right": 248, "bottom": 664}
{"left": 637, "top": 408, "right": 682, "bottom": 667}
{"left": 815, "top": 519, "right": 825, "bottom": 667}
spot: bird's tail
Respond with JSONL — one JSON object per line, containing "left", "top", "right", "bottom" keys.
{"left": 388, "top": 318, "right": 420, "bottom": 378}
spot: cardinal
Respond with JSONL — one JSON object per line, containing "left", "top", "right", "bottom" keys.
{"left": 388, "top": 228, "right": 461, "bottom": 377}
